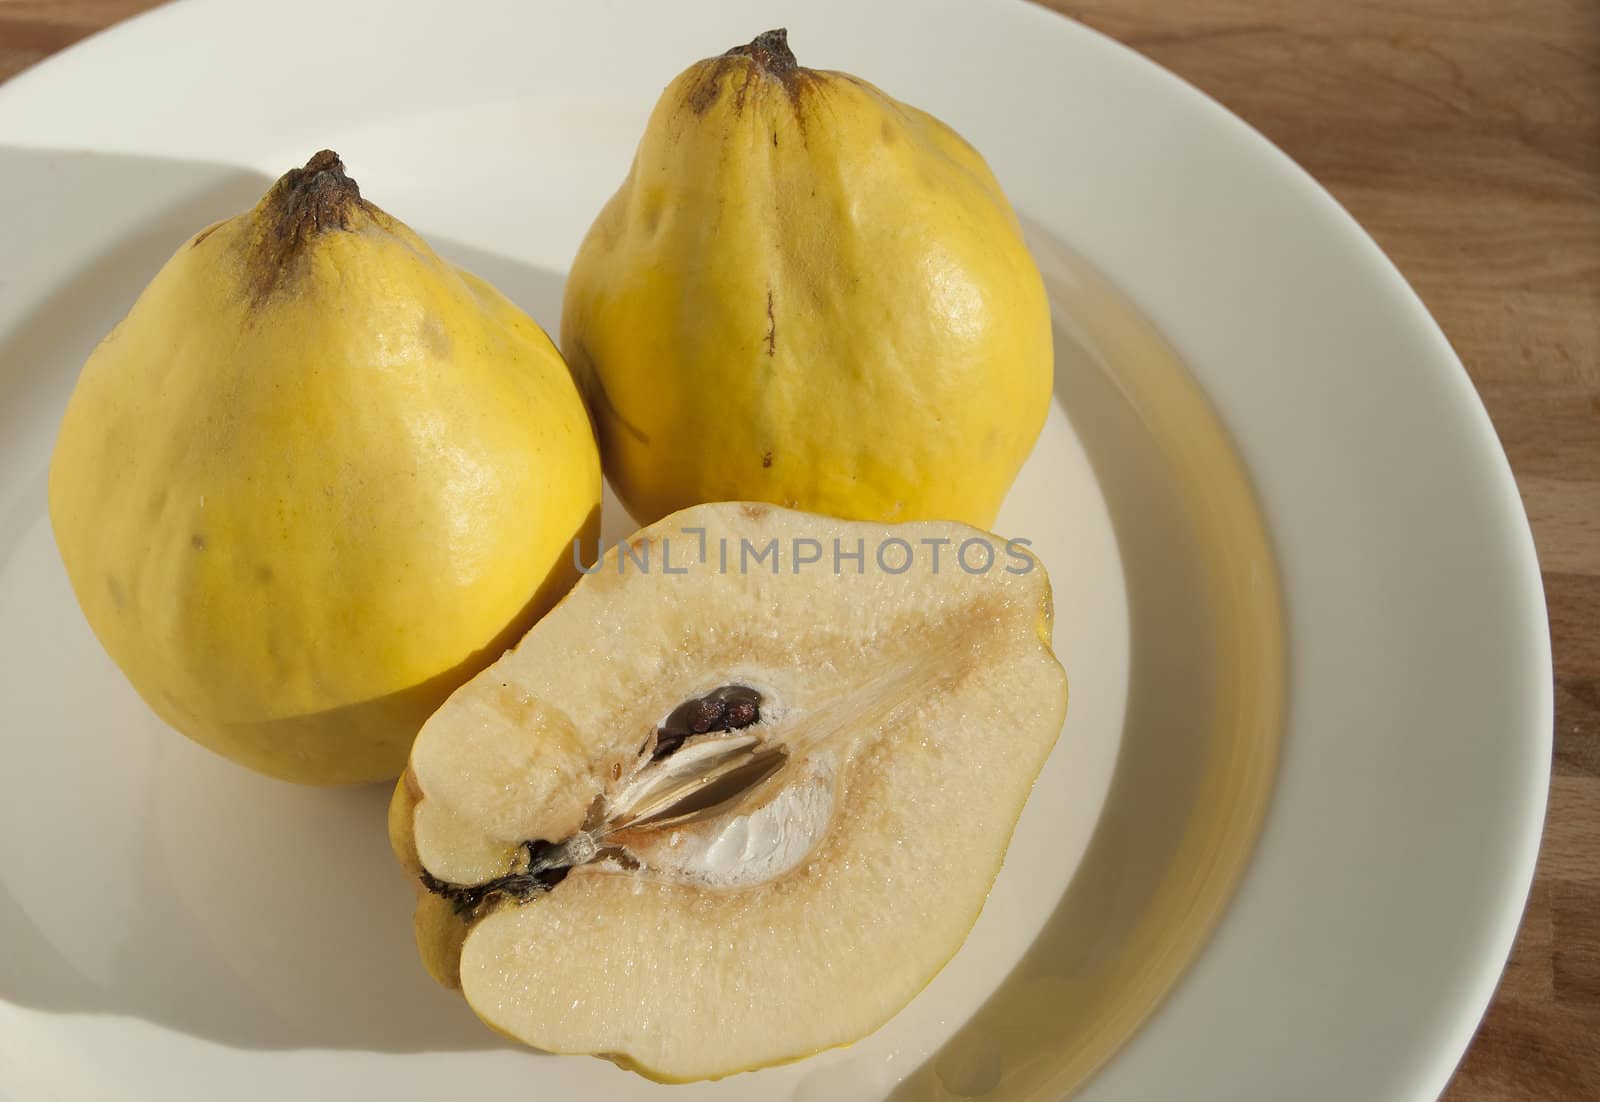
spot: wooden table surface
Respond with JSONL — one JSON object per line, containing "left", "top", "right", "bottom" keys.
{"left": 1, "top": 0, "right": 1594, "bottom": 1097}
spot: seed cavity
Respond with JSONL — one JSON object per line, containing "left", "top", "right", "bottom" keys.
{"left": 655, "top": 684, "right": 762, "bottom": 759}
{"left": 421, "top": 685, "right": 778, "bottom": 915}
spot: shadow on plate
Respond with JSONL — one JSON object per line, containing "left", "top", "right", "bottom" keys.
{"left": 874, "top": 233, "right": 1285, "bottom": 1100}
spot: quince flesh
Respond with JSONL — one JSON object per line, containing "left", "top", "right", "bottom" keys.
{"left": 390, "top": 502, "right": 1067, "bottom": 1080}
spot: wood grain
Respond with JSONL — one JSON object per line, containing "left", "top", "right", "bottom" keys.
{"left": 0, "top": 0, "right": 153, "bottom": 80}
{"left": 1, "top": 0, "right": 1594, "bottom": 1098}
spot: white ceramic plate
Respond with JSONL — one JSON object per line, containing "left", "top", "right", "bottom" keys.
{"left": 0, "top": 1, "right": 1550, "bottom": 1099}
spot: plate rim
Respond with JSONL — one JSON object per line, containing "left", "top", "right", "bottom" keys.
{"left": 999, "top": 7, "right": 1551, "bottom": 1099}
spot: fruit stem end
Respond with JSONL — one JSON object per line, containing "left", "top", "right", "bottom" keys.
{"left": 729, "top": 28, "right": 797, "bottom": 76}
{"left": 270, "top": 149, "right": 364, "bottom": 238}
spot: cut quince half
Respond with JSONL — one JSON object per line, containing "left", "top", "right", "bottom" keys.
{"left": 390, "top": 502, "right": 1067, "bottom": 1081}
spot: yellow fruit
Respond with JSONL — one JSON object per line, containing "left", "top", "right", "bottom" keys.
{"left": 49, "top": 151, "right": 601, "bottom": 785}
{"left": 561, "top": 28, "right": 1053, "bottom": 529}
{"left": 391, "top": 502, "right": 1067, "bottom": 1080}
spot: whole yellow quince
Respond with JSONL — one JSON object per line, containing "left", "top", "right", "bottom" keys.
{"left": 561, "top": 29, "right": 1053, "bottom": 528}
{"left": 49, "top": 151, "right": 601, "bottom": 785}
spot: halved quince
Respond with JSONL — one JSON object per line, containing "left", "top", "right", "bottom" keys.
{"left": 390, "top": 502, "right": 1067, "bottom": 1081}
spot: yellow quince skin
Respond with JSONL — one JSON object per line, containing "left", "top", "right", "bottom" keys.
{"left": 562, "top": 29, "right": 1054, "bottom": 528}
{"left": 48, "top": 152, "right": 601, "bottom": 785}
